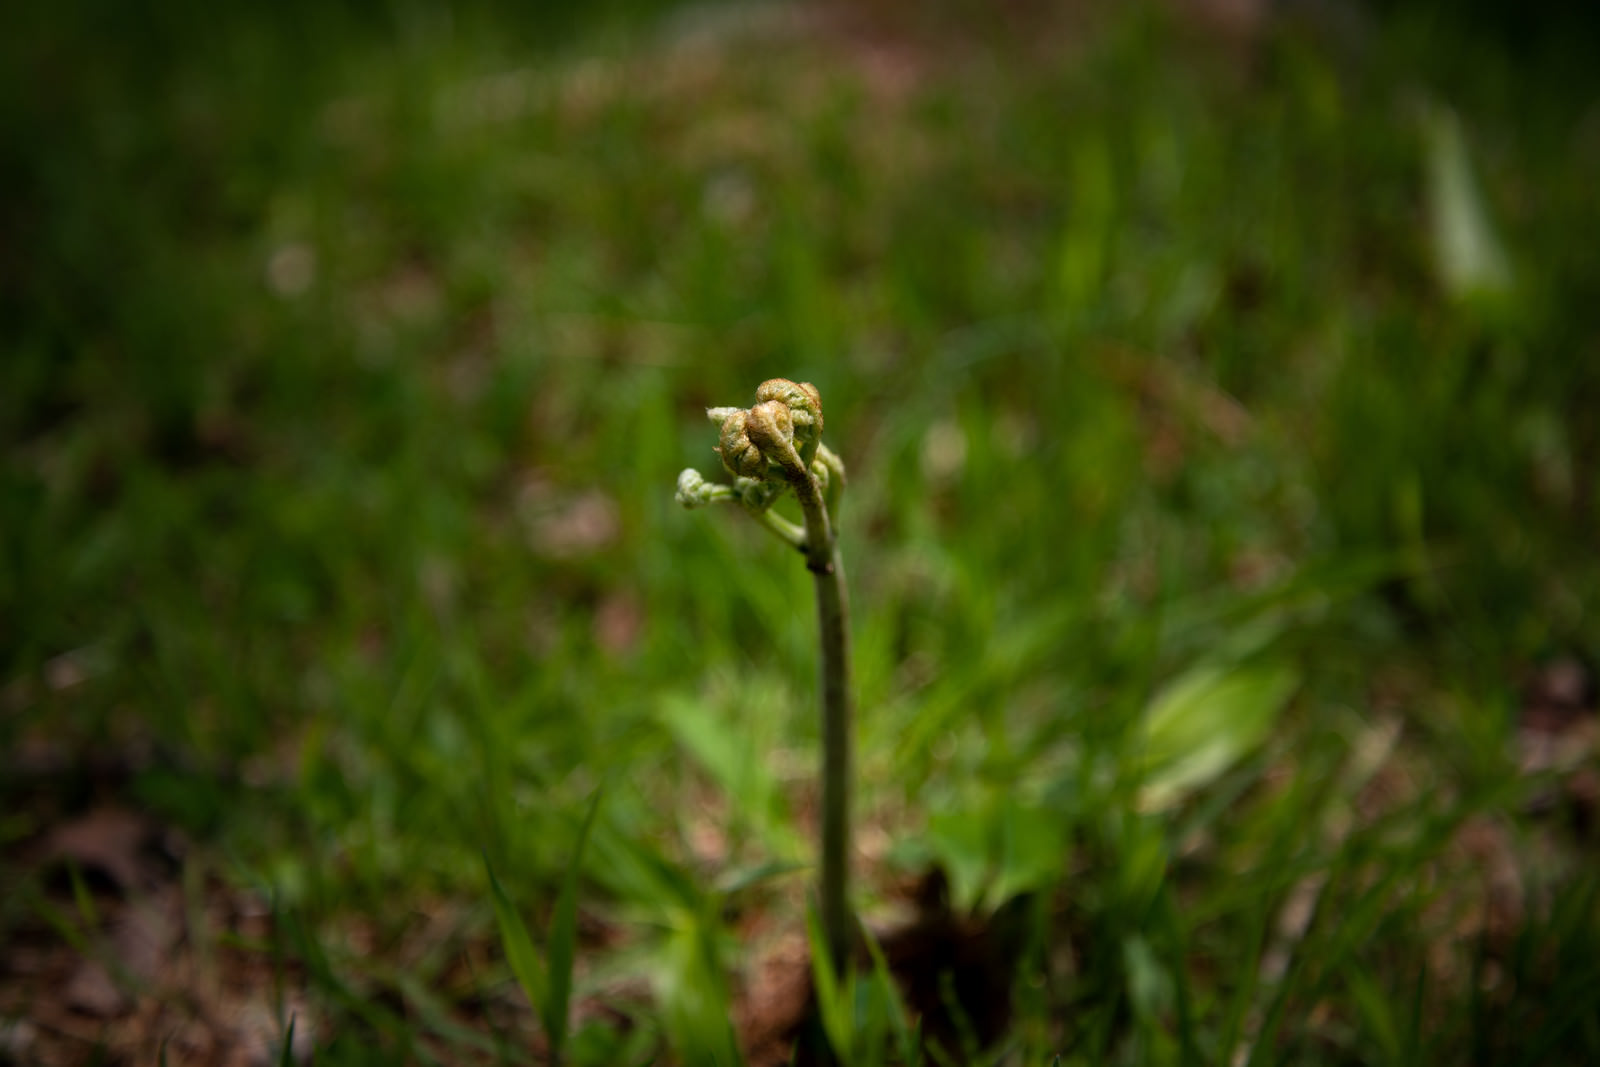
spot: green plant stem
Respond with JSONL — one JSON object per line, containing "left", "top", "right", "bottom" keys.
{"left": 813, "top": 542, "right": 854, "bottom": 978}
{"left": 780, "top": 450, "right": 855, "bottom": 978}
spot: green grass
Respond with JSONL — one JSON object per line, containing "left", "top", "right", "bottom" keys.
{"left": 5, "top": 1, "right": 1600, "bottom": 1063}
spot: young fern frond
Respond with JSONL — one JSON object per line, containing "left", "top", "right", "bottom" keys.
{"left": 676, "top": 379, "right": 856, "bottom": 979}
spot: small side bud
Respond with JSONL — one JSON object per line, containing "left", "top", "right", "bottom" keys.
{"left": 676, "top": 468, "right": 716, "bottom": 508}
{"left": 816, "top": 443, "right": 846, "bottom": 486}
{"left": 810, "top": 457, "right": 830, "bottom": 493}
{"left": 735, "top": 476, "right": 783, "bottom": 513}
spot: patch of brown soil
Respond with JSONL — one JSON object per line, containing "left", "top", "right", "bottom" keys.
{"left": 1, "top": 804, "right": 317, "bottom": 1067}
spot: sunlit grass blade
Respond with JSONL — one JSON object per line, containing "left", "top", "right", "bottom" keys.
{"left": 544, "top": 788, "right": 603, "bottom": 1062}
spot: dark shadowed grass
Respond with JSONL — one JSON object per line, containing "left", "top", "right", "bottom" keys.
{"left": 4, "top": 0, "right": 1600, "bottom": 1063}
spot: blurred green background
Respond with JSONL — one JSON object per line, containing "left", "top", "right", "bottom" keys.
{"left": 4, "top": 0, "right": 1600, "bottom": 1063}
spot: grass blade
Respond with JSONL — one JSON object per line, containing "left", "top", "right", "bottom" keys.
{"left": 484, "top": 854, "right": 548, "bottom": 1020}
{"left": 544, "top": 788, "right": 604, "bottom": 1062}
{"left": 278, "top": 1015, "right": 297, "bottom": 1067}
{"left": 805, "top": 898, "right": 854, "bottom": 1063}
{"left": 863, "top": 926, "right": 920, "bottom": 1067}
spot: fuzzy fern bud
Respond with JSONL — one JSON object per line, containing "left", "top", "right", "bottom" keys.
{"left": 755, "top": 379, "right": 823, "bottom": 450}
{"left": 716, "top": 410, "right": 768, "bottom": 480}
{"left": 745, "top": 399, "right": 797, "bottom": 466}
{"left": 682, "top": 377, "right": 842, "bottom": 541}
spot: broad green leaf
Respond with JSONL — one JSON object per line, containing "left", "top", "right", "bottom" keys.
{"left": 990, "top": 796, "right": 1069, "bottom": 909}
{"left": 927, "top": 793, "right": 1068, "bottom": 912}
{"left": 484, "top": 854, "right": 547, "bottom": 1015}
{"left": 1139, "top": 661, "right": 1298, "bottom": 811}
{"left": 544, "top": 789, "right": 603, "bottom": 1061}
{"left": 925, "top": 805, "right": 992, "bottom": 913}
